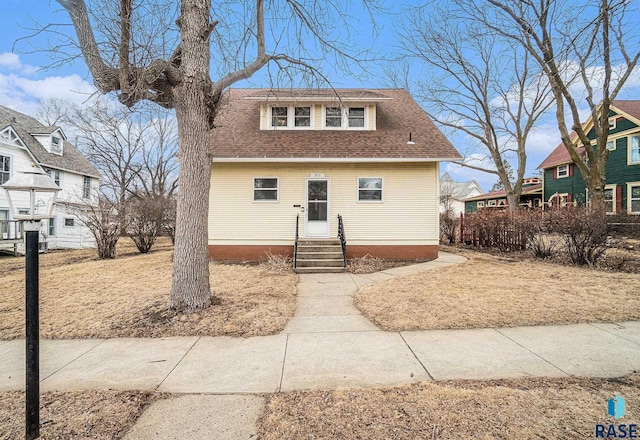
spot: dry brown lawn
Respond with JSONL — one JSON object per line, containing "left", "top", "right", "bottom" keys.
{"left": 354, "top": 248, "right": 640, "bottom": 331}
{"left": 0, "top": 238, "right": 298, "bottom": 339}
{"left": 259, "top": 374, "right": 640, "bottom": 439}
{"left": 0, "top": 390, "right": 161, "bottom": 439}
{"left": 2, "top": 375, "right": 636, "bottom": 439}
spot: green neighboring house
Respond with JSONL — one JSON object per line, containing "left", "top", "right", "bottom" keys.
{"left": 537, "top": 100, "right": 640, "bottom": 214}
{"left": 464, "top": 177, "right": 543, "bottom": 213}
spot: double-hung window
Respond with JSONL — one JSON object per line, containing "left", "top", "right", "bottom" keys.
{"left": 271, "top": 106, "right": 311, "bottom": 128}
{"left": 358, "top": 177, "right": 382, "bottom": 201}
{"left": 294, "top": 107, "right": 311, "bottom": 127}
{"left": 606, "top": 139, "right": 616, "bottom": 151}
{"left": 348, "top": 108, "right": 365, "bottom": 127}
{"left": 557, "top": 164, "right": 569, "bottom": 178}
{"left": 630, "top": 135, "right": 640, "bottom": 164}
{"left": 629, "top": 183, "right": 640, "bottom": 214}
{"left": 48, "top": 217, "right": 56, "bottom": 236}
{"left": 82, "top": 176, "right": 91, "bottom": 199}
{"left": 604, "top": 187, "right": 615, "bottom": 214}
{"left": 271, "top": 107, "right": 288, "bottom": 127}
{"left": 253, "top": 178, "right": 278, "bottom": 201}
{"left": 0, "top": 155, "right": 10, "bottom": 185}
{"left": 325, "top": 107, "right": 342, "bottom": 127}
{"left": 51, "top": 136, "right": 62, "bottom": 153}
{"left": 47, "top": 169, "right": 61, "bottom": 186}
{"left": 325, "top": 107, "right": 367, "bottom": 129}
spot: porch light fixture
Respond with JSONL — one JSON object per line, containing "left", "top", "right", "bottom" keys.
{"left": 1, "top": 168, "right": 60, "bottom": 440}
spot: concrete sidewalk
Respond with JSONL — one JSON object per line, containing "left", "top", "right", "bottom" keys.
{"left": 2, "top": 251, "right": 639, "bottom": 438}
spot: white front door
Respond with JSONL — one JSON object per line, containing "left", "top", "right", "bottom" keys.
{"left": 306, "top": 178, "right": 330, "bottom": 237}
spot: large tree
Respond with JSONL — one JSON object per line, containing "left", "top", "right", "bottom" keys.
{"left": 54, "top": 0, "right": 377, "bottom": 311}
{"left": 475, "top": 0, "right": 640, "bottom": 207}
{"left": 399, "top": 3, "right": 553, "bottom": 211}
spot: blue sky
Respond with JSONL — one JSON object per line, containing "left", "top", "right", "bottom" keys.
{"left": 1, "top": 0, "right": 639, "bottom": 192}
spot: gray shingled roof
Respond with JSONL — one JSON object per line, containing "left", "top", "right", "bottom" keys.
{"left": 0, "top": 105, "right": 100, "bottom": 178}
{"left": 441, "top": 172, "right": 482, "bottom": 200}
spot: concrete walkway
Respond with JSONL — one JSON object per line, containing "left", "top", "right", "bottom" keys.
{"left": 2, "top": 251, "right": 640, "bottom": 438}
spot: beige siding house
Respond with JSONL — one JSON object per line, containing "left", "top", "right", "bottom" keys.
{"left": 208, "top": 88, "right": 460, "bottom": 262}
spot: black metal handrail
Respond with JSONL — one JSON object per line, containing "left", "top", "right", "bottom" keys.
{"left": 337, "top": 214, "right": 346, "bottom": 268}
{"left": 294, "top": 214, "right": 299, "bottom": 269}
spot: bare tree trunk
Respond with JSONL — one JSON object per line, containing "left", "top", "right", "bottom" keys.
{"left": 506, "top": 192, "right": 519, "bottom": 212}
{"left": 169, "top": 0, "right": 212, "bottom": 311}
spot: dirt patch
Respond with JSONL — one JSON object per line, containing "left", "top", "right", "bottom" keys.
{"left": 0, "top": 390, "right": 163, "bottom": 439}
{"left": 259, "top": 375, "right": 640, "bottom": 439}
{"left": 354, "top": 247, "right": 640, "bottom": 331}
{"left": 0, "top": 238, "right": 298, "bottom": 339}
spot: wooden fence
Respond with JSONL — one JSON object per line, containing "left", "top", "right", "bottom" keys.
{"left": 460, "top": 213, "right": 528, "bottom": 252}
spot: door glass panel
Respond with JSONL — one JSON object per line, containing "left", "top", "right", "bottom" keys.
{"left": 308, "top": 202, "right": 327, "bottom": 221}
{"left": 308, "top": 180, "right": 328, "bottom": 221}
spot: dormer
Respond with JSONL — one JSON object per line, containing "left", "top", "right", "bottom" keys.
{"left": 247, "top": 89, "right": 392, "bottom": 132}
{"left": 30, "top": 127, "right": 66, "bottom": 155}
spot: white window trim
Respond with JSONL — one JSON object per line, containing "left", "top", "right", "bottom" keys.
{"left": 627, "top": 181, "right": 640, "bottom": 214}
{"left": 357, "top": 177, "right": 383, "bottom": 203}
{"left": 269, "top": 105, "right": 314, "bottom": 130}
{"left": 51, "top": 136, "right": 63, "bottom": 154}
{"left": 604, "top": 184, "right": 617, "bottom": 214}
{"left": 48, "top": 217, "right": 56, "bottom": 237}
{"left": 487, "top": 200, "right": 497, "bottom": 207}
{"left": 82, "top": 176, "right": 92, "bottom": 199}
{"left": 322, "top": 105, "right": 369, "bottom": 130}
{"left": 253, "top": 177, "right": 279, "bottom": 202}
{"left": 609, "top": 117, "right": 617, "bottom": 130}
{"left": 628, "top": 134, "right": 640, "bottom": 165}
{"left": 557, "top": 164, "right": 569, "bottom": 178}
{"left": 0, "top": 153, "right": 12, "bottom": 185}
{"left": 477, "top": 201, "right": 485, "bottom": 208}
{"left": 64, "top": 218, "right": 75, "bottom": 228}
{"left": 46, "top": 169, "right": 62, "bottom": 187}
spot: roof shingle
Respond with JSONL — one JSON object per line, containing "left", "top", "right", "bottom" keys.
{"left": 0, "top": 105, "right": 100, "bottom": 177}
{"left": 209, "top": 88, "right": 461, "bottom": 161}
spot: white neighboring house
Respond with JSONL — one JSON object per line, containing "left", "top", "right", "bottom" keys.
{"left": 439, "top": 172, "right": 483, "bottom": 216}
{"left": 0, "top": 105, "right": 100, "bottom": 252}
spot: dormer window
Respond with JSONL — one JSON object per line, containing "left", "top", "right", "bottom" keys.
{"left": 323, "top": 106, "right": 368, "bottom": 129}
{"left": 294, "top": 107, "right": 311, "bottom": 127}
{"left": 270, "top": 105, "right": 312, "bottom": 129}
{"left": 51, "top": 136, "right": 62, "bottom": 153}
{"left": 271, "top": 107, "right": 288, "bottom": 127}
{"left": 325, "top": 107, "right": 342, "bottom": 127}
{"left": 348, "top": 108, "right": 365, "bottom": 127}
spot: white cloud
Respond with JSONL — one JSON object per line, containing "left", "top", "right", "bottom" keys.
{"left": 0, "top": 71, "right": 96, "bottom": 116}
{"left": 0, "top": 52, "right": 37, "bottom": 75}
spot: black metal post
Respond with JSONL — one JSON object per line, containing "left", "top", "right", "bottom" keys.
{"left": 24, "top": 224, "right": 39, "bottom": 440}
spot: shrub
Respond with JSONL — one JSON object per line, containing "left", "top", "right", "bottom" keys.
{"left": 440, "top": 209, "right": 460, "bottom": 244}
{"left": 555, "top": 205, "right": 610, "bottom": 266}
{"left": 128, "top": 196, "right": 165, "bottom": 254}
{"left": 518, "top": 210, "right": 563, "bottom": 259}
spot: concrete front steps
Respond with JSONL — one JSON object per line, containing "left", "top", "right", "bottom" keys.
{"left": 295, "top": 239, "right": 345, "bottom": 273}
